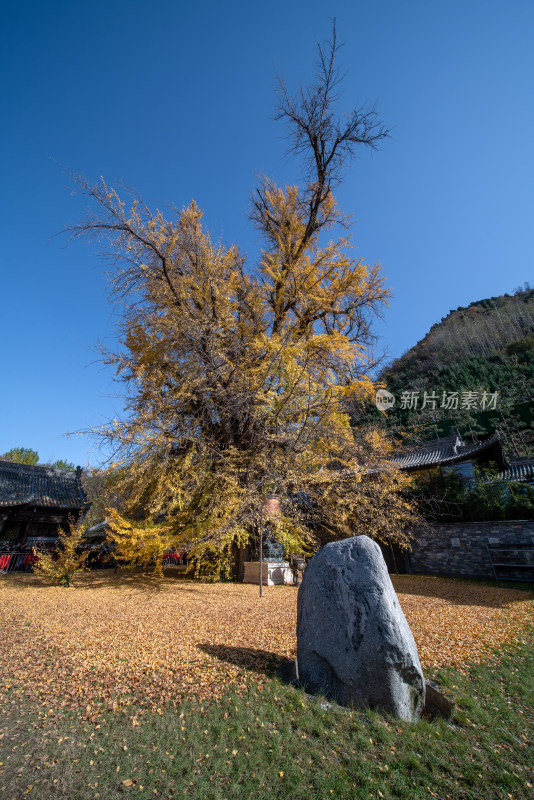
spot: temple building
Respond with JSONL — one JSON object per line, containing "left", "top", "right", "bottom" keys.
{"left": 391, "top": 430, "right": 507, "bottom": 481}
{"left": 0, "top": 461, "right": 88, "bottom": 552}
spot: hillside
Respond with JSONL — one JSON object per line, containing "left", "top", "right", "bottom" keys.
{"left": 366, "top": 286, "right": 534, "bottom": 454}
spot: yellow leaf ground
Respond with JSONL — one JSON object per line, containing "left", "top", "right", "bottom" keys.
{"left": 0, "top": 571, "right": 531, "bottom": 720}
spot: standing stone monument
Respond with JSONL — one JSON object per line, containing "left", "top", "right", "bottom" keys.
{"left": 297, "top": 535, "right": 425, "bottom": 721}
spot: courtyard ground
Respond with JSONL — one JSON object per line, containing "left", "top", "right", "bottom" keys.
{"left": 0, "top": 571, "right": 532, "bottom": 720}
{"left": 0, "top": 571, "right": 532, "bottom": 799}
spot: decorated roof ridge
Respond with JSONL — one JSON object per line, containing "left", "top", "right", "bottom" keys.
{"left": 397, "top": 430, "right": 463, "bottom": 453}
{"left": 0, "top": 460, "right": 86, "bottom": 510}
{"left": 0, "top": 459, "right": 82, "bottom": 475}
{"left": 391, "top": 431, "right": 503, "bottom": 471}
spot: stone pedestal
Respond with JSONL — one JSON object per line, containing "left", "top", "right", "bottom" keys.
{"left": 243, "top": 561, "right": 294, "bottom": 586}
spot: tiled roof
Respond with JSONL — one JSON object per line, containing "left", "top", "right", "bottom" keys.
{"left": 498, "top": 459, "right": 534, "bottom": 483}
{"left": 391, "top": 431, "right": 503, "bottom": 471}
{"left": 0, "top": 461, "right": 86, "bottom": 509}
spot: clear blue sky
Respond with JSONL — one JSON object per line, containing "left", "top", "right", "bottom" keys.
{"left": 1, "top": 0, "right": 533, "bottom": 467}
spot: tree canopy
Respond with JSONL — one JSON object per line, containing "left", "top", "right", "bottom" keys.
{"left": 70, "top": 28, "right": 419, "bottom": 577}
{"left": 1, "top": 447, "right": 40, "bottom": 465}
{"left": 0, "top": 447, "right": 75, "bottom": 471}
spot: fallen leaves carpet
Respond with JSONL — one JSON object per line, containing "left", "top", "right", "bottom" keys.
{"left": 0, "top": 571, "right": 532, "bottom": 720}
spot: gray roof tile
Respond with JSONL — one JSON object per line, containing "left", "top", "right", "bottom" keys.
{"left": 391, "top": 432, "right": 503, "bottom": 471}
{"left": 498, "top": 459, "right": 534, "bottom": 483}
{"left": 0, "top": 461, "right": 86, "bottom": 509}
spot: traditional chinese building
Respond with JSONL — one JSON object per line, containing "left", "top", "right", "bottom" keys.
{"left": 388, "top": 431, "right": 534, "bottom": 580}
{"left": 0, "top": 461, "right": 88, "bottom": 551}
{"left": 391, "top": 430, "right": 507, "bottom": 482}
{"left": 496, "top": 456, "right": 534, "bottom": 487}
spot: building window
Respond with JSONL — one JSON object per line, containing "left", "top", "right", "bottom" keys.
{"left": 450, "top": 461, "right": 475, "bottom": 480}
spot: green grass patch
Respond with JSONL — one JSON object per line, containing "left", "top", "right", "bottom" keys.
{"left": 1, "top": 631, "right": 533, "bottom": 800}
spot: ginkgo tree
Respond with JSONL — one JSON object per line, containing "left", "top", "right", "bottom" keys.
{"left": 70, "top": 27, "right": 420, "bottom": 577}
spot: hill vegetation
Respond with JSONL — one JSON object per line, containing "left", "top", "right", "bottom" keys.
{"left": 366, "top": 285, "right": 534, "bottom": 454}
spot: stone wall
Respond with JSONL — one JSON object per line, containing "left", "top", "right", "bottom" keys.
{"left": 407, "top": 520, "right": 534, "bottom": 579}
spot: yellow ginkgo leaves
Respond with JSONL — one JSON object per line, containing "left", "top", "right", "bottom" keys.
{"left": 0, "top": 573, "right": 531, "bottom": 724}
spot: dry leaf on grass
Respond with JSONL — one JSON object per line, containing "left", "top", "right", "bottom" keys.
{"left": 0, "top": 571, "right": 531, "bottom": 721}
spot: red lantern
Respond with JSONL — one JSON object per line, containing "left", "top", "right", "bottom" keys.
{"left": 262, "top": 495, "right": 281, "bottom": 520}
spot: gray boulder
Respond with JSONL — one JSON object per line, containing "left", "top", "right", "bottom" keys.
{"left": 297, "top": 536, "right": 425, "bottom": 721}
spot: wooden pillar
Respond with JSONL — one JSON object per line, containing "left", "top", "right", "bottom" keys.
{"left": 18, "top": 509, "right": 36, "bottom": 547}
